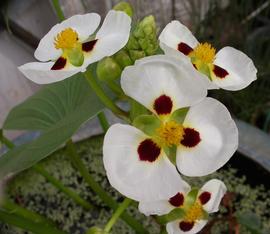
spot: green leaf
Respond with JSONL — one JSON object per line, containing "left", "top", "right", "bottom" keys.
{"left": 133, "top": 114, "right": 161, "bottom": 136}
{"left": 3, "top": 74, "right": 102, "bottom": 131}
{"left": 170, "top": 108, "right": 189, "bottom": 124}
{"left": 236, "top": 211, "right": 263, "bottom": 234}
{"left": 0, "top": 74, "right": 104, "bottom": 179}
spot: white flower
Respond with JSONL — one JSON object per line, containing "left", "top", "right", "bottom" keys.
{"left": 159, "top": 21, "right": 257, "bottom": 91}
{"left": 103, "top": 55, "right": 207, "bottom": 202}
{"left": 139, "top": 179, "right": 227, "bottom": 234}
{"left": 19, "top": 10, "right": 131, "bottom": 84}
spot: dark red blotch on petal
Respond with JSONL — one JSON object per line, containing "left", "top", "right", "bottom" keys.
{"left": 179, "top": 221, "right": 194, "bottom": 231}
{"left": 169, "top": 193, "right": 184, "bottom": 207}
{"left": 178, "top": 42, "right": 193, "bottom": 55}
{"left": 154, "top": 95, "right": 173, "bottom": 115}
{"left": 51, "top": 57, "right": 67, "bottom": 70}
{"left": 137, "top": 139, "right": 161, "bottom": 162}
{"left": 199, "top": 192, "right": 211, "bottom": 205}
{"left": 181, "top": 128, "right": 201, "bottom": 148}
{"left": 82, "top": 39, "right": 98, "bottom": 52}
{"left": 213, "top": 65, "right": 229, "bottom": 78}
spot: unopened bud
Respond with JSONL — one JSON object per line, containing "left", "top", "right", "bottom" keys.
{"left": 97, "top": 57, "right": 122, "bottom": 81}
{"left": 113, "top": 2, "right": 133, "bottom": 17}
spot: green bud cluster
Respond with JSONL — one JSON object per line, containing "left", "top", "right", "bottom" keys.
{"left": 126, "top": 15, "right": 159, "bottom": 61}
{"left": 96, "top": 10, "right": 159, "bottom": 82}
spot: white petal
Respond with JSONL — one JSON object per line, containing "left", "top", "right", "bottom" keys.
{"left": 82, "top": 10, "right": 131, "bottom": 68}
{"left": 212, "top": 47, "right": 257, "bottom": 91}
{"left": 103, "top": 124, "right": 185, "bottom": 202}
{"left": 177, "top": 97, "right": 238, "bottom": 176}
{"left": 35, "top": 13, "right": 101, "bottom": 62}
{"left": 199, "top": 179, "right": 227, "bottom": 213}
{"left": 166, "top": 219, "right": 207, "bottom": 234}
{"left": 159, "top": 21, "right": 199, "bottom": 54}
{"left": 121, "top": 55, "right": 208, "bottom": 114}
{"left": 18, "top": 62, "right": 79, "bottom": 84}
{"left": 139, "top": 180, "right": 190, "bottom": 216}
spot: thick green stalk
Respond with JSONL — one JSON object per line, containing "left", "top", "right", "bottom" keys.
{"left": 97, "top": 112, "right": 110, "bottom": 132}
{"left": 83, "top": 70, "right": 128, "bottom": 118}
{"left": 2, "top": 198, "right": 54, "bottom": 225}
{"left": 0, "top": 210, "right": 67, "bottom": 234}
{"left": 65, "top": 139, "right": 148, "bottom": 234}
{"left": 104, "top": 198, "right": 132, "bottom": 232}
{"left": 51, "top": 0, "right": 65, "bottom": 21}
{"left": 0, "top": 133, "right": 93, "bottom": 210}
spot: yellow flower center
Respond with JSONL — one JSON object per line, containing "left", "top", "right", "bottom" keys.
{"left": 156, "top": 121, "right": 184, "bottom": 147}
{"left": 189, "top": 42, "right": 216, "bottom": 64}
{"left": 54, "top": 28, "right": 79, "bottom": 50}
{"left": 184, "top": 202, "right": 204, "bottom": 223}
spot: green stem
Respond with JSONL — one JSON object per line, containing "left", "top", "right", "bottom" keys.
{"left": 51, "top": 0, "right": 65, "bottom": 21}
{"left": 83, "top": 70, "right": 128, "bottom": 118}
{"left": 104, "top": 198, "right": 132, "bottom": 232}
{"left": 65, "top": 139, "right": 148, "bottom": 234}
{"left": 0, "top": 132, "right": 93, "bottom": 210}
{"left": 97, "top": 112, "right": 110, "bottom": 132}
{"left": 34, "top": 164, "right": 94, "bottom": 210}
{"left": 106, "top": 80, "right": 125, "bottom": 98}
{"left": 0, "top": 209, "right": 67, "bottom": 234}
{"left": 1, "top": 198, "right": 54, "bottom": 225}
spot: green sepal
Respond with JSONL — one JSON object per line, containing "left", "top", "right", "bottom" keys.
{"left": 129, "top": 50, "right": 146, "bottom": 61}
{"left": 97, "top": 57, "right": 122, "bottom": 81}
{"left": 158, "top": 208, "right": 185, "bottom": 224}
{"left": 164, "top": 145, "right": 177, "bottom": 165}
{"left": 87, "top": 227, "right": 108, "bottom": 234}
{"left": 133, "top": 114, "right": 161, "bottom": 136}
{"left": 170, "top": 108, "right": 189, "bottom": 124}
{"left": 184, "top": 188, "right": 199, "bottom": 209}
{"left": 113, "top": 2, "right": 133, "bottom": 17}
{"left": 67, "top": 48, "right": 84, "bottom": 67}
{"left": 129, "top": 99, "right": 150, "bottom": 121}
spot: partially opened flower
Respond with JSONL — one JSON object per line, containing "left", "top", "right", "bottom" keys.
{"left": 19, "top": 10, "right": 131, "bottom": 84}
{"left": 159, "top": 21, "right": 257, "bottom": 91}
{"left": 120, "top": 55, "right": 238, "bottom": 177}
{"left": 103, "top": 55, "right": 207, "bottom": 202}
{"left": 139, "top": 179, "right": 226, "bottom": 234}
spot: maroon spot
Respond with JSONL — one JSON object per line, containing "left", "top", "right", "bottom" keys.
{"left": 213, "top": 65, "right": 229, "bottom": 78}
{"left": 199, "top": 192, "right": 211, "bottom": 205}
{"left": 154, "top": 95, "right": 173, "bottom": 115}
{"left": 51, "top": 57, "right": 67, "bottom": 70}
{"left": 179, "top": 221, "right": 194, "bottom": 232}
{"left": 82, "top": 39, "right": 98, "bottom": 52}
{"left": 137, "top": 139, "right": 161, "bottom": 162}
{"left": 181, "top": 128, "right": 201, "bottom": 148}
{"left": 178, "top": 42, "right": 193, "bottom": 55}
{"left": 169, "top": 193, "right": 184, "bottom": 207}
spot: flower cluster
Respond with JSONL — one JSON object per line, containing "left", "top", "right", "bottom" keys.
{"left": 18, "top": 5, "right": 257, "bottom": 234}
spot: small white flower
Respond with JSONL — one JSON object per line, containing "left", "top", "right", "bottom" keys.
{"left": 19, "top": 10, "right": 131, "bottom": 84}
{"left": 159, "top": 21, "right": 257, "bottom": 91}
{"left": 139, "top": 179, "right": 227, "bottom": 234}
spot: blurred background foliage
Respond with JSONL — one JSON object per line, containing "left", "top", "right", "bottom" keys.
{"left": 193, "top": 0, "right": 270, "bottom": 132}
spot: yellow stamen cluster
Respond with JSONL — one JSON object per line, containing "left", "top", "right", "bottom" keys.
{"left": 190, "top": 43, "right": 216, "bottom": 64}
{"left": 54, "top": 28, "right": 79, "bottom": 49}
{"left": 184, "top": 202, "right": 204, "bottom": 223}
{"left": 156, "top": 121, "right": 184, "bottom": 147}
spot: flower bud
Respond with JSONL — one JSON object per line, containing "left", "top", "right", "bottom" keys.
{"left": 113, "top": 2, "right": 133, "bottom": 17}
{"left": 86, "top": 227, "right": 108, "bottom": 234}
{"left": 113, "top": 50, "right": 133, "bottom": 68}
{"left": 97, "top": 57, "right": 122, "bottom": 81}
